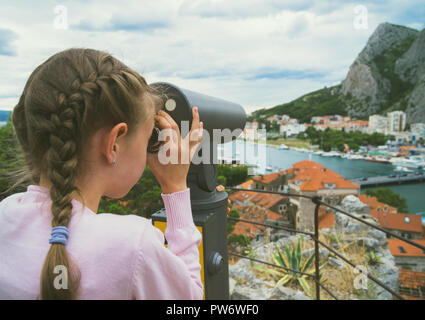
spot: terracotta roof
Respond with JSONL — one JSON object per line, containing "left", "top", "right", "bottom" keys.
{"left": 290, "top": 160, "right": 359, "bottom": 192}
{"left": 265, "top": 209, "right": 282, "bottom": 221}
{"left": 388, "top": 239, "right": 425, "bottom": 257}
{"left": 237, "top": 179, "right": 254, "bottom": 189}
{"left": 399, "top": 269, "right": 425, "bottom": 289}
{"left": 358, "top": 194, "right": 397, "bottom": 213}
{"left": 252, "top": 171, "right": 286, "bottom": 184}
{"left": 318, "top": 207, "right": 335, "bottom": 230}
{"left": 229, "top": 190, "right": 255, "bottom": 202}
{"left": 401, "top": 295, "right": 425, "bottom": 300}
{"left": 231, "top": 221, "right": 263, "bottom": 239}
{"left": 230, "top": 203, "right": 282, "bottom": 239}
{"left": 370, "top": 210, "right": 423, "bottom": 233}
{"left": 249, "top": 192, "right": 284, "bottom": 209}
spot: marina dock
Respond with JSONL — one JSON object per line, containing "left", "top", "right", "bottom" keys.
{"left": 352, "top": 173, "right": 425, "bottom": 187}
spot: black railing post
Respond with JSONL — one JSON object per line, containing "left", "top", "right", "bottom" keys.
{"left": 312, "top": 196, "right": 322, "bottom": 300}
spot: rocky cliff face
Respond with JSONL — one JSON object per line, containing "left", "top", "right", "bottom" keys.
{"left": 340, "top": 23, "right": 423, "bottom": 122}
{"left": 260, "top": 22, "right": 425, "bottom": 124}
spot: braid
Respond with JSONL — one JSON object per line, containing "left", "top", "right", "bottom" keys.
{"left": 40, "top": 92, "right": 82, "bottom": 299}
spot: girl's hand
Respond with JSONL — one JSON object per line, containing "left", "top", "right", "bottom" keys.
{"left": 216, "top": 185, "right": 231, "bottom": 214}
{"left": 147, "top": 107, "right": 203, "bottom": 194}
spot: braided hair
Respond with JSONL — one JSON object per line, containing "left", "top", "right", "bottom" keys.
{"left": 11, "top": 48, "right": 162, "bottom": 299}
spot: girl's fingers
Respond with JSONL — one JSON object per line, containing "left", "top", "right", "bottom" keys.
{"left": 155, "top": 114, "right": 172, "bottom": 130}
{"left": 190, "top": 107, "right": 200, "bottom": 133}
{"left": 216, "top": 185, "right": 225, "bottom": 192}
{"left": 158, "top": 110, "right": 180, "bottom": 143}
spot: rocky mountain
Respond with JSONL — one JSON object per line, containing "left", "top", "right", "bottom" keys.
{"left": 252, "top": 23, "right": 425, "bottom": 124}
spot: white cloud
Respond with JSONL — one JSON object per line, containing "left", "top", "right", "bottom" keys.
{"left": 0, "top": 0, "right": 422, "bottom": 114}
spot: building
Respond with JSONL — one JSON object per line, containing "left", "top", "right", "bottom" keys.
{"left": 411, "top": 123, "right": 425, "bottom": 141}
{"left": 388, "top": 239, "right": 425, "bottom": 272}
{"left": 231, "top": 161, "right": 359, "bottom": 232}
{"left": 288, "top": 161, "right": 360, "bottom": 231}
{"left": 279, "top": 122, "right": 306, "bottom": 137}
{"left": 313, "top": 121, "right": 369, "bottom": 133}
{"left": 399, "top": 269, "right": 425, "bottom": 300}
{"left": 229, "top": 178, "right": 296, "bottom": 238}
{"left": 388, "top": 111, "right": 407, "bottom": 132}
{"left": 368, "top": 115, "right": 388, "bottom": 134}
{"left": 359, "top": 194, "right": 424, "bottom": 239}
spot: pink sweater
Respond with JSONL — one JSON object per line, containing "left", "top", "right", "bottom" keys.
{"left": 0, "top": 185, "right": 203, "bottom": 300}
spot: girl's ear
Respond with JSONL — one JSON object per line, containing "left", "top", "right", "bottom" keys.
{"left": 103, "top": 123, "right": 128, "bottom": 165}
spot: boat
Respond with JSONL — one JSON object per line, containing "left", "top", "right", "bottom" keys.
{"left": 366, "top": 156, "right": 391, "bottom": 164}
{"left": 348, "top": 154, "right": 364, "bottom": 160}
{"left": 265, "top": 166, "right": 273, "bottom": 171}
{"left": 391, "top": 156, "right": 425, "bottom": 169}
{"left": 278, "top": 144, "right": 289, "bottom": 150}
{"left": 395, "top": 166, "right": 413, "bottom": 173}
{"left": 321, "top": 151, "right": 341, "bottom": 157}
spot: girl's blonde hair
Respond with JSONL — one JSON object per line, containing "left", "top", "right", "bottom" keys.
{"left": 11, "top": 48, "right": 162, "bottom": 299}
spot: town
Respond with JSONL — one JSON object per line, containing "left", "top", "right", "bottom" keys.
{"left": 228, "top": 160, "right": 425, "bottom": 300}
{"left": 240, "top": 110, "right": 425, "bottom": 172}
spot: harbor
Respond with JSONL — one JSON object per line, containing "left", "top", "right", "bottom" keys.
{"left": 220, "top": 140, "right": 425, "bottom": 214}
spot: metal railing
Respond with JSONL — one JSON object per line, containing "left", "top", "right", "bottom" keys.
{"left": 225, "top": 187, "right": 425, "bottom": 300}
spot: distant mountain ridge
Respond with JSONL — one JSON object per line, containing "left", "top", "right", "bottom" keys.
{"left": 253, "top": 23, "right": 425, "bottom": 124}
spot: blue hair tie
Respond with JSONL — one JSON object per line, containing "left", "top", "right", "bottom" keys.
{"left": 49, "top": 226, "right": 69, "bottom": 245}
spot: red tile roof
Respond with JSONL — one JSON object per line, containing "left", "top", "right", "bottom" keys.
{"left": 249, "top": 192, "right": 284, "bottom": 209}
{"left": 252, "top": 171, "right": 286, "bottom": 184}
{"left": 399, "top": 269, "right": 425, "bottom": 289}
{"left": 358, "top": 194, "right": 397, "bottom": 213}
{"left": 370, "top": 210, "right": 423, "bottom": 233}
{"left": 290, "top": 160, "right": 359, "bottom": 192}
{"left": 318, "top": 207, "right": 335, "bottom": 230}
{"left": 388, "top": 239, "right": 425, "bottom": 257}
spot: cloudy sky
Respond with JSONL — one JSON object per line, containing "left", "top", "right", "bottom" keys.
{"left": 0, "top": 0, "right": 423, "bottom": 114}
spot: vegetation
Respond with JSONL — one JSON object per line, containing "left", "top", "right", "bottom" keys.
{"left": 372, "top": 34, "right": 416, "bottom": 109}
{"left": 367, "top": 251, "right": 383, "bottom": 266}
{"left": 217, "top": 164, "right": 249, "bottom": 187}
{"left": 364, "top": 187, "right": 409, "bottom": 213}
{"left": 254, "top": 238, "right": 327, "bottom": 298}
{"left": 302, "top": 126, "right": 391, "bottom": 152}
{"left": 228, "top": 234, "right": 251, "bottom": 247}
{"left": 250, "top": 86, "right": 351, "bottom": 124}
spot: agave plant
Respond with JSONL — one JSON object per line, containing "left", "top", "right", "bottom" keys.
{"left": 255, "top": 238, "right": 327, "bottom": 297}
{"left": 367, "top": 251, "right": 383, "bottom": 266}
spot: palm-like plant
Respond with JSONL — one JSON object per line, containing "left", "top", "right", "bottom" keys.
{"left": 255, "top": 238, "right": 327, "bottom": 298}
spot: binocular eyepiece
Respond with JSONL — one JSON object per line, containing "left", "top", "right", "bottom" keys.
{"left": 147, "top": 82, "right": 246, "bottom": 155}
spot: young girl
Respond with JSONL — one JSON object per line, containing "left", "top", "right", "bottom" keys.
{"left": 0, "top": 48, "right": 217, "bottom": 300}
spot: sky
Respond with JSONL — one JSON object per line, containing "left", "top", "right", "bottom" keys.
{"left": 0, "top": 0, "right": 424, "bottom": 115}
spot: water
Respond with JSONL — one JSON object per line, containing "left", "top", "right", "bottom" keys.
{"left": 222, "top": 140, "right": 425, "bottom": 214}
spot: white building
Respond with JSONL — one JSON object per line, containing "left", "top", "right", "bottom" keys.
{"left": 280, "top": 122, "right": 306, "bottom": 137}
{"left": 387, "top": 111, "right": 406, "bottom": 132}
{"left": 411, "top": 123, "right": 425, "bottom": 140}
{"left": 368, "top": 115, "right": 389, "bottom": 134}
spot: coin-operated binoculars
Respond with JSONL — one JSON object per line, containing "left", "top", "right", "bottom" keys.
{"left": 150, "top": 82, "right": 246, "bottom": 300}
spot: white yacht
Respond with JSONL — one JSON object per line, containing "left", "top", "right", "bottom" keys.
{"left": 278, "top": 144, "right": 289, "bottom": 150}
{"left": 391, "top": 156, "right": 425, "bottom": 169}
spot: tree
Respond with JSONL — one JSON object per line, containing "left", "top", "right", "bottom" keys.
{"left": 364, "top": 188, "right": 409, "bottom": 213}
